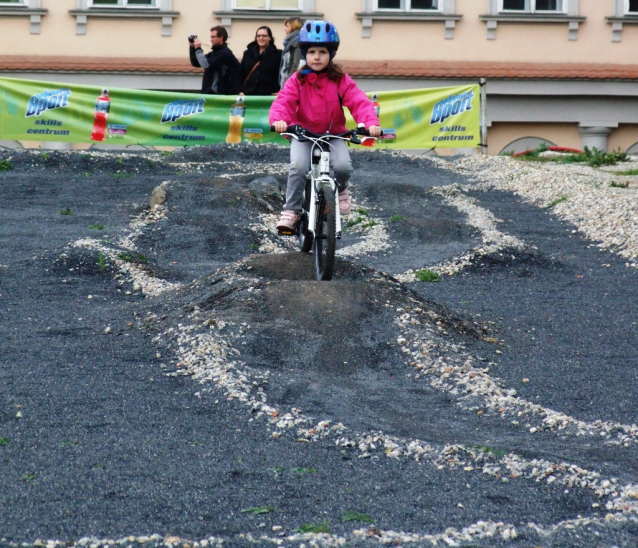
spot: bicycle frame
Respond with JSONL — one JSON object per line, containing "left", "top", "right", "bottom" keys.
{"left": 307, "top": 141, "right": 342, "bottom": 240}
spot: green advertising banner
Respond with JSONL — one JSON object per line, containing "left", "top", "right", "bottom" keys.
{"left": 0, "top": 77, "right": 480, "bottom": 149}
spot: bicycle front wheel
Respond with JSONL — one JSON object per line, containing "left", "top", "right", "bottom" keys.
{"left": 312, "top": 186, "right": 336, "bottom": 281}
{"left": 298, "top": 175, "right": 313, "bottom": 253}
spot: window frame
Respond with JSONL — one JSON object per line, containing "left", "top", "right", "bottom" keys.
{"left": 374, "top": 0, "right": 440, "bottom": 12}
{"left": 499, "top": 0, "right": 566, "bottom": 14}
{"left": 0, "top": 0, "right": 46, "bottom": 34}
{"left": 626, "top": 0, "right": 638, "bottom": 14}
{"left": 87, "top": 0, "right": 159, "bottom": 8}
{"left": 232, "top": 0, "right": 302, "bottom": 10}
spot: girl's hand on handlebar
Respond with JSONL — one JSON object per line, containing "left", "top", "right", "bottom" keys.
{"left": 273, "top": 121, "right": 288, "bottom": 133}
{"left": 368, "top": 125, "right": 381, "bottom": 137}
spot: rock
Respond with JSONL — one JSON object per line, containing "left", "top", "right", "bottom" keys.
{"left": 248, "top": 176, "right": 284, "bottom": 212}
{"left": 149, "top": 181, "right": 169, "bottom": 209}
{"left": 104, "top": 326, "right": 111, "bottom": 334}
{"left": 538, "top": 150, "right": 574, "bottom": 158}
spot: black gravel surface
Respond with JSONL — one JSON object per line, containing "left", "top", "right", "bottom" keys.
{"left": 1, "top": 145, "right": 637, "bottom": 547}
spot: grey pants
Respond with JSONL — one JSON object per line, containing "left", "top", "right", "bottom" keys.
{"left": 284, "top": 138, "right": 353, "bottom": 213}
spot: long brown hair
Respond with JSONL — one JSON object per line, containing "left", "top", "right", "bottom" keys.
{"left": 297, "top": 61, "right": 345, "bottom": 84}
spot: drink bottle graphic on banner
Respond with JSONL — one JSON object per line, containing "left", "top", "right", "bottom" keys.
{"left": 90, "top": 88, "right": 110, "bottom": 142}
{"left": 225, "top": 96, "right": 246, "bottom": 144}
{"left": 371, "top": 93, "right": 380, "bottom": 118}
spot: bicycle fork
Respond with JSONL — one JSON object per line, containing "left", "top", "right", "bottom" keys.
{"left": 307, "top": 151, "right": 342, "bottom": 239}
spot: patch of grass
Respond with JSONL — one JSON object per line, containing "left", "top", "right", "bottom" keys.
{"left": 0, "top": 437, "right": 8, "bottom": 446}
{"left": 41, "top": 152, "right": 51, "bottom": 161}
{"left": 160, "top": 151, "right": 175, "bottom": 157}
{"left": 545, "top": 195, "right": 567, "bottom": 208}
{"left": 116, "top": 158, "right": 125, "bottom": 166}
{"left": 234, "top": 456, "right": 247, "bottom": 462}
{"left": 610, "top": 181, "right": 629, "bottom": 188}
{"left": 361, "top": 220, "right": 378, "bottom": 229}
{"left": 117, "top": 252, "right": 147, "bottom": 264}
{"left": 82, "top": 172, "right": 94, "bottom": 178}
{"left": 0, "top": 159, "right": 14, "bottom": 172}
{"left": 291, "top": 467, "right": 317, "bottom": 474}
{"left": 612, "top": 168, "right": 638, "bottom": 176}
{"left": 60, "top": 208, "right": 72, "bottom": 215}
{"left": 515, "top": 145, "right": 629, "bottom": 167}
{"left": 248, "top": 243, "right": 260, "bottom": 251}
{"left": 511, "top": 142, "right": 549, "bottom": 159}
{"left": 118, "top": 252, "right": 135, "bottom": 262}
{"left": 89, "top": 223, "right": 105, "bottom": 230}
{"left": 109, "top": 172, "right": 133, "bottom": 178}
{"left": 389, "top": 215, "right": 405, "bottom": 222}
{"left": 60, "top": 441, "right": 78, "bottom": 447}
{"left": 241, "top": 506, "right": 276, "bottom": 515}
{"left": 92, "top": 464, "right": 105, "bottom": 471}
{"left": 355, "top": 207, "right": 369, "bottom": 217}
{"left": 467, "top": 444, "right": 506, "bottom": 457}
{"left": 346, "top": 217, "right": 364, "bottom": 228}
{"left": 297, "top": 522, "right": 331, "bottom": 534}
{"left": 341, "top": 512, "right": 376, "bottom": 523}
{"left": 97, "top": 253, "right": 107, "bottom": 271}
{"left": 21, "top": 473, "right": 36, "bottom": 483}
{"left": 415, "top": 269, "right": 441, "bottom": 282}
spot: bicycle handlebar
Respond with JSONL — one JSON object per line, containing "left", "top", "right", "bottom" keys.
{"left": 270, "top": 125, "right": 382, "bottom": 144}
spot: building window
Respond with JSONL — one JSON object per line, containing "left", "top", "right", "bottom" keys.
{"left": 628, "top": 0, "right": 638, "bottom": 13}
{"left": 0, "top": 0, "right": 26, "bottom": 3}
{"left": 89, "top": 0, "right": 158, "bottom": 7}
{"left": 376, "top": 0, "right": 439, "bottom": 10}
{"left": 501, "top": 0, "right": 564, "bottom": 12}
{"left": 234, "top": 0, "right": 301, "bottom": 9}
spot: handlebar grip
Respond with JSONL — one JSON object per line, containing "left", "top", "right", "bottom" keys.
{"left": 271, "top": 124, "right": 302, "bottom": 134}
{"left": 355, "top": 128, "right": 384, "bottom": 137}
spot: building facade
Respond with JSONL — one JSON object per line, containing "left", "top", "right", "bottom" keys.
{"left": 1, "top": 0, "right": 637, "bottom": 153}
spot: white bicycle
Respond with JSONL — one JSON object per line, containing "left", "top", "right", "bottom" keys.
{"left": 273, "top": 125, "right": 378, "bottom": 281}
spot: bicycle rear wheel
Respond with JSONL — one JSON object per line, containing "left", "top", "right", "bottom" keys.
{"left": 312, "top": 185, "right": 336, "bottom": 281}
{"left": 298, "top": 175, "right": 313, "bottom": 252}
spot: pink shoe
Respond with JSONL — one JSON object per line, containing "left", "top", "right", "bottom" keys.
{"left": 338, "top": 188, "right": 352, "bottom": 215}
{"left": 276, "top": 210, "right": 299, "bottom": 233}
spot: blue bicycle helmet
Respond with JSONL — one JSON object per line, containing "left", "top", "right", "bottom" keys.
{"left": 299, "top": 20, "right": 340, "bottom": 59}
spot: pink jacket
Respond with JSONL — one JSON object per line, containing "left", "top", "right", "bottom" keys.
{"left": 269, "top": 71, "right": 379, "bottom": 135}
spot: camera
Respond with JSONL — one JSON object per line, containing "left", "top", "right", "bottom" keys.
{"left": 188, "top": 35, "right": 197, "bottom": 43}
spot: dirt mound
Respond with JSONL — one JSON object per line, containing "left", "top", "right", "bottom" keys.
{"left": 245, "top": 252, "right": 373, "bottom": 281}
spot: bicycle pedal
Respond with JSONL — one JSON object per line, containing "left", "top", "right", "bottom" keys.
{"left": 278, "top": 228, "right": 298, "bottom": 236}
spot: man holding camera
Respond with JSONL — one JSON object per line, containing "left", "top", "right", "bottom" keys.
{"left": 189, "top": 26, "right": 241, "bottom": 95}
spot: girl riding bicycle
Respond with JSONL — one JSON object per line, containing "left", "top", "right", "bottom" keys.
{"left": 270, "top": 20, "right": 381, "bottom": 232}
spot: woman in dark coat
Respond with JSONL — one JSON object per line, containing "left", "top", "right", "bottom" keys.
{"left": 239, "top": 26, "right": 282, "bottom": 96}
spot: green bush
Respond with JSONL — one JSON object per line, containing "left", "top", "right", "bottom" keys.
{"left": 0, "top": 159, "right": 13, "bottom": 172}
{"left": 513, "top": 144, "right": 629, "bottom": 167}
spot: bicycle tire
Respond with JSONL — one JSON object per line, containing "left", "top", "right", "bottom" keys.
{"left": 298, "top": 175, "right": 313, "bottom": 252}
{"left": 313, "top": 185, "right": 336, "bottom": 281}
